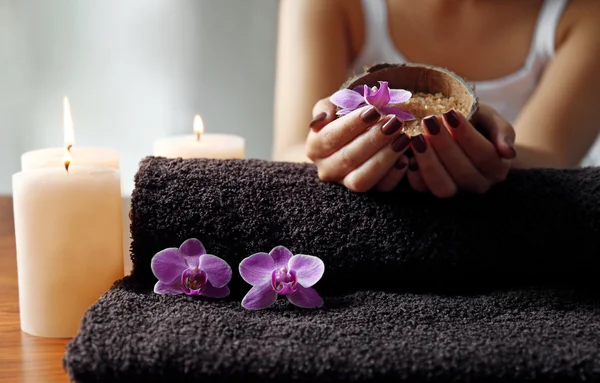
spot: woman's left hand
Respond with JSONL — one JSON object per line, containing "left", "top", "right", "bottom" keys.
{"left": 406, "top": 103, "right": 517, "bottom": 198}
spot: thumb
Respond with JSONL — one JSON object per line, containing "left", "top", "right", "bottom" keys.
{"left": 310, "top": 97, "right": 337, "bottom": 132}
{"left": 490, "top": 113, "right": 517, "bottom": 160}
{"left": 474, "top": 104, "right": 516, "bottom": 159}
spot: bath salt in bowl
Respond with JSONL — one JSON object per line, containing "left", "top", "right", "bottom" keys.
{"left": 340, "top": 63, "right": 478, "bottom": 136}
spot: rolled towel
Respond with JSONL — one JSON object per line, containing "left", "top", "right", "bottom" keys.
{"left": 63, "top": 157, "right": 600, "bottom": 383}
{"left": 129, "top": 157, "right": 600, "bottom": 295}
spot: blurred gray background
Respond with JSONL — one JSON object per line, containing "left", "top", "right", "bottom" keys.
{"left": 0, "top": 0, "right": 278, "bottom": 194}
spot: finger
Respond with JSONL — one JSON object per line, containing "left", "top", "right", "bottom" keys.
{"left": 422, "top": 115, "right": 491, "bottom": 194}
{"left": 442, "top": 109, "right": 510, "bottom": 182}
{"left": 411, "top": 134, "right": 457, "bottom": 198}
{"left": 310, "top": 98, "right": 337, "bottom": 132}
{"left": 322, "top": 116, "right": 410, "bottom": 180}
{"left": 473, "top": 104, "right": 517, "bottom": 159}
{"left": 342, "top": 136, "right": 411, "bottom": 193}
{"left": 375, "top": 155, "right": 409, "bottom": 192}
{"left": 406, "top": 157, "right": 428, "bottom": 192}
{"left": 306, "top": 105, "right": 382, "bottom": 159}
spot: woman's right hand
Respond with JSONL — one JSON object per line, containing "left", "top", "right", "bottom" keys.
{"left": 306, "top": 98, "right": 412, "bottom": 192}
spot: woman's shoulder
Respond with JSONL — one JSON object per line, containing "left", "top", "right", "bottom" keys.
{"left": 278, "top": 0, "right": 360, "bottom": 32}
{"left": 557, "top": 0, "right": 600, "bottom": 49}
{"left": 278, "top": 0, "right": 365, "bottom": 61}
{"left": 279, "top": 0, "right": 358, "bottom": 17}
{"left": 337, "top": 0, "right": 368, "bottom": 62}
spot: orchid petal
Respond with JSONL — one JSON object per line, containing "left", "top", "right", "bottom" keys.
{"left": 239, "top": 252, "right": 274, "bottom": 286}
{"left": 380, "top": 106, "right": 416, "bottom": 121}
{"left": 352, "top": 85, "right": 365, "bottom": 95}
{"left": 287, "top": 286, "right": 324, "bottom": 309}
{"left": 389, "top": 89, "right": 412, "bottom": 104}
{"left": 150, "top": 248, "right": 187, "bottom": 284}
{"left": 154, "top": 279, "right": 183, "bottom": 295}
{"left": 288, "top": 254, "right": 324, "bottom": 288}
{"left": 179, "top": 238, "right": 207, "bottom": 256}
{"left": 179, "top": 238, "right": 206, "bottom": 268}
{"left": 270, "top": 246, "right": 293, "bottom": 270}
{"left": 201, "top": 282, "right": 230, "bottom": 299}
{"left": 199, "top": 254, "right": 232, "bottom": 288}
{"left": 329, "top": 89, "right": 366, "bottom": 110}
{"left": 336, "top": 105, "right": 365, "bottom": 116}
{"left": 365, "top": 81, "right": 391, "bottom": 109}
{"left": 241, "top": 284, "right": 278, "bottom": 310}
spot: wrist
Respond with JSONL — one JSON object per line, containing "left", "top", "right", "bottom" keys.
{"left": 510, "top": 145, "right": 570, "bottom": 169}
{"left": 273, "top": 144, "right": 312, "bottom": 163}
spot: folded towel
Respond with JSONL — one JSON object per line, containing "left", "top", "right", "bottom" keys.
{"left": 64, "top": 157, "right": 600, "bottom": 382}
{"left": 129, "top": 157, "right": 600, "bottom": 295}
{"left": 64, "top": 280, "right": 600, "bottom": 382}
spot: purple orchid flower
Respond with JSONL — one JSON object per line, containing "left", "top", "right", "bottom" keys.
{"left": 330, "top": 81, "right": 415, "bottom": 121}
{"left": 151, "top": 238, "right": 232, "bottom": 298}
{"left": 239, "top": 246, "right": 325, "bottom": 310}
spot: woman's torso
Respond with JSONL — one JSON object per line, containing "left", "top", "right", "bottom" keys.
{"left": 343, "top": 0, "right": 600, "bottom": 166}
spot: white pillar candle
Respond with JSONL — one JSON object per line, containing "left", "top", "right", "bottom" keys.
{"left": 153, "top": 115, "right": 245, "bottom": 159}
{"left": 23, "top": 154, "right": 130, "bottom": 278}
{"left": 20, "top": 144, "right": 128, "bottom": 277}
{"left": 21, "top": 97, "right": 131, "bottom": 278}
{"left": 12, "top": 165, "right": 124, "bottom": 338}
{"left": 21, "top": 147, "right": 119, "bottom": 171}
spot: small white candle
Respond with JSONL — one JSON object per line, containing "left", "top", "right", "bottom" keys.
{"left": 153, "top": 114, "right": 245, "bottom": 159}
{"left": 21, "top": 98, "right": 120, "bottom": 171}
{"left": 12, "top": 163, "right": 123, "bottom": 338}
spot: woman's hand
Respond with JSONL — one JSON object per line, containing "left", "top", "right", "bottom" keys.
{"left": 407, "top": 103, "right": 517, "bottom": 198}
{"left": 306, "top": 98, "right": 412, "bottom": 192}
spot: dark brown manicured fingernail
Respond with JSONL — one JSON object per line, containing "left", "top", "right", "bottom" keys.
{"left": 423, "top": 116, "right": 440, "bottom": 135}
{"left": 309, "top": 112, "right": 327, "bottom": 128}
{"left": 411, "top": 134, "right": 427, "bottom": 153}
{"left": 394, "top": 157, "right": 408, "bottom": 169}
{"left": 505, "top": 140, "right": 517, "bottom": 159}
{"left": 408, "top": 157, "right": 419, "bottom": 171}
{"left": 443, "top": 109, "right": 460, "bottom": 128}
{"left": 381, "top": 116, "right": 403, "bottom": 135}
{"left": 361, "top": 106, "right": 381, "bottom": 124}
{"left": 391, "top": 133, "right": 411, "bottom": 152}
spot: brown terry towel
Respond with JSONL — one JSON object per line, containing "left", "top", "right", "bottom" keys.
{"left": 64, "top": 157, "right": 600, "bottom": 383}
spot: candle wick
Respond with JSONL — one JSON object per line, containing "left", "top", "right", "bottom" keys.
{"left": 196, "top": 132, "right": 201, "bottom": 142}
{"left": 65, "top": 145, "right": 72, "bottom": 172}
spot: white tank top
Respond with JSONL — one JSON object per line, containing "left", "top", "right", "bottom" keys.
{"left": 350, "top": 0, "right": 600, "bottom": 166}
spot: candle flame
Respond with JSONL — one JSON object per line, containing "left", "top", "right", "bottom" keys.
{"left": 63, "top": 96, "right": 75, "bottom": 149}
{"left": 193, "top": 114, "right": 204, "bottom": 141}
{"left": 64, "top": 148, "right": 72, "bottom": 172}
